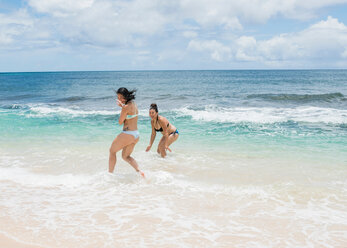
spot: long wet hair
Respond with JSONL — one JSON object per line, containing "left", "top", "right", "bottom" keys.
{"left": 150, "top": 103, "right": 158, "bottom": 113}
{"left": 116, "top": 87, "right": 136, "bottom": 104}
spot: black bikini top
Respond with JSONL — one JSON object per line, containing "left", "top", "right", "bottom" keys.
{"left": 154, "top": 116, "right": 169, "bottom": 132}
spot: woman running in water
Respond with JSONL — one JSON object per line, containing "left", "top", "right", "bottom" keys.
{"left": 109, "top": 87, "right": 144, "bottom": 177}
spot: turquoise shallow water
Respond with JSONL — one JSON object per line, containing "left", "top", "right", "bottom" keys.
{"left": 0, "top": 70, "right": 347, "bottom": 247}
{"left": 1, "top": 70, "right": 346, "bottom": 163}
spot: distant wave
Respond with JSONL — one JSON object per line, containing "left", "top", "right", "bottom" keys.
{"left": 54, "top": 96, "right": 89, "bottom": 102}
{"left": 3, "top": 94, "right": 39, "bottom": 100}
{"left": 154, "top": 94, "right": 188, "bottom": 100}
{"left": 53, "top": 95, "right": 114, "bottom": 102}
{"left": 0, "top": 104, "right": 27, "bottom": 110}
{"left": 176, "top": 105, "right": 347, "bottom": 124}
{"left": 2, "top": 103, "right": 346, "bottom": 124}
{"left": 0, "top": 103, "right": 113, "bottom": 116}
{"left": 247, "top": 93, "right": 345, "bottom": 102}
{"left": 0, "top": 103, "right": 151, "bottom": 118}
{"left": 29, "top": 105, "right": 116, "bottom": 117}
{"left": 95, "top": 96, "right": 114, "bottom": 100}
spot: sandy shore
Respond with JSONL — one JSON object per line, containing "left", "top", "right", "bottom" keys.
{"left": 0, "top": 233, "right": 44, "bottom": 248}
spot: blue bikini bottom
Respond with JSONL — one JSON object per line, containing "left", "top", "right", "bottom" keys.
{"left": 169, "top": 129, "right": 179, "bottom": 135}
{"left": 122, "top": 130, "right": 139, "bottom": 139}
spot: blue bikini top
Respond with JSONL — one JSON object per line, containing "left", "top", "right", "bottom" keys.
{"left": 126, "top": 114, "right": 138, "bottom": 119}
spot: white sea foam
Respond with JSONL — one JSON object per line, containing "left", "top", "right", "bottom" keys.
{"left": 1, "top": 170, "right": 345, "bottom": 248}
{"left": 11, "top": 104, "right": 150, "bottom": 118}
{"left": 5, "top": 103, "right": 347, "bottom": 124}
{"left": 28, "top": 105, "right": 116, "bottom": 117}
{"left": 176, "top": 105, "right": 347, "bottom": 124}
{"left": 1, "top": 156, "right": 346, "bottom": 248}
{"left": 0, "top": 167, "right": 94, "bottom": 188}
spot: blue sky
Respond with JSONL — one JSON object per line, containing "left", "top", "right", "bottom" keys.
{"left": 1, "top": 0, "right": 347, "bottom": 72}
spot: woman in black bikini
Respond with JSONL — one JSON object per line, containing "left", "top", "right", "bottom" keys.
{"left": 146, "top": 103, "right": 179, "bottom": 158}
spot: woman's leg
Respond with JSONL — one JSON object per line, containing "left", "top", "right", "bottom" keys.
{"left": 157, "top": 133, "right": 179, "bottom": 158}
{"left": 157, "top": 136, "right": 167, "bottom": 158}
{"left": 167, "top": 133, "right": 179, "bottom": 147}
{"left": 122, "top": 137, "right": 140, "bottom": 172}
{"left": 109, "top": 133, "right": 135, "bottom": 173}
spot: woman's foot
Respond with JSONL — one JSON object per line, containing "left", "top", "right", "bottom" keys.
{"left": 138, "top": 170, "right": 145, "bottom": 178}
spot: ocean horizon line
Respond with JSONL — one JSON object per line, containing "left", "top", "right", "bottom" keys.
{"left": 1, "top": 68, "right": 347, "bottom": 74}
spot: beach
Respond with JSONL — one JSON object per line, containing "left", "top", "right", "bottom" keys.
{"left": 0, "top": 70, "right": 346, "bottom": 247}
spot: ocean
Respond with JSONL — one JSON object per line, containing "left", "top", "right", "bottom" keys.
{"left": 0, "top": 70, "right": 346, "bottom": 247}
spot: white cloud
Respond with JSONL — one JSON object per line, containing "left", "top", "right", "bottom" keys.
{"left": 235, "top": 36, "right": 259, "bottom": 61}
{"left": 0, "top": 10, "right": 33, "bottom": 45}
{"left": 183, "top": 31, "right": 198, "bottom": 38}
{"left": 310, "top": 15, "right": 347, "bottom": 30}
{"left": 188, "top": 40, "right": 231, "bottom": 61}
{"left": 28, "top": 0, "right": 94, "bottom": 17}
{"left": 26, "top": 0, "right": 169, "bottom": 46}
{"left": 2, "top": 0, "right": 347, "bottom": 50}
{"left": 1, "top": 0, "right": 347, "bottom": 70}
{"left": 180, "top": 0, "right": 243, "bottom": 29}
{"left": 186, "top": 16, "right": 347, "bottom": 67}
{"left": 0, "top": 9, "right": 55, "bottom": 49}
{"left": 157, "top": 49, "right": 186, "bottom": 63}
{"left": 179, "top": 0, "right": 347, "bottom": 25}
{"left": 256, "top": 16, "right": 347, "bottom": 61}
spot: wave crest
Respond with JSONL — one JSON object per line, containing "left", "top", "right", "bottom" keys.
{"left": 2, "top": 104, "right": 346, "bottom": 124}
{"left": 176, "top": 105, "right": 347, "bottom": 124}
{"left": 247, "top": 92, "right": 345, "bottom": 102}
{"left": 53, "top": 95, "right": 114, "bottom": 102}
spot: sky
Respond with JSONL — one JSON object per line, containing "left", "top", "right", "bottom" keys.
{"left": 1, "top": 0, "right": 347, "bottom": 72}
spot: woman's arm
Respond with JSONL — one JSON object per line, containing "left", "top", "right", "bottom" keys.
{"left": 118, "top": 102, "right": 128, "bottom": 125}
{"left": 146, "top": 120, "right": 156, "bottom": 151}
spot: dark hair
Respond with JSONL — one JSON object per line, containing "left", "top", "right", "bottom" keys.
{"left": 150, "top": 103, "right": 158, "bottom": 113}
{"left": 116, "top": 87, "right": 136, "bottom": 104}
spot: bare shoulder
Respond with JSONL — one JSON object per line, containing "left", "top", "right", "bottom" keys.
{"left": 122, "top": 104, "right": 130, "bottom": 111}
{"left": 158, "top": 115, "right": 168, "bottom": 123}
{"left": 124, "top": 101, "right": 135, "bottom": 109}
{"left": 128, "top": 101, "right": 137, "bottom": 109}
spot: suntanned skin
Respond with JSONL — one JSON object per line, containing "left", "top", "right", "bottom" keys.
{"left": 108, "top": 93, "right": 144, "bottom": 177}
{"left": 146, "top": 108, "right": 179, "bottom": 158}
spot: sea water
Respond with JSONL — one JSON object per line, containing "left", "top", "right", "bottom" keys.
{"left": 0, "top": 70, "right": 346, "bottom": 247}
